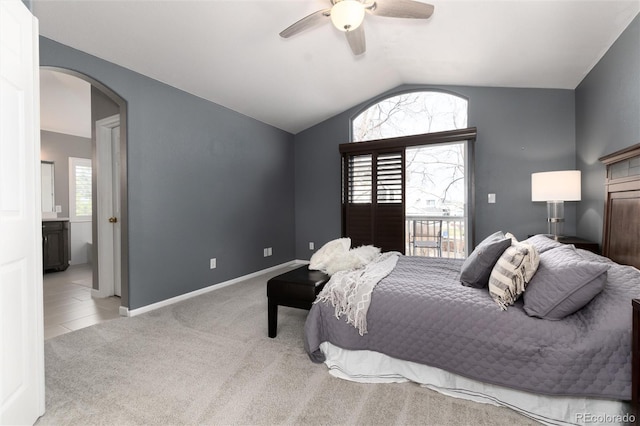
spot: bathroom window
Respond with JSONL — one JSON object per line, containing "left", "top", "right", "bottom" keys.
{"left": 69, "top": 157, "right": 92, "bottom": 221}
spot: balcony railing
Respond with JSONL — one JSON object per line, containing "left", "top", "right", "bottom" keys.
{"left": 406, "top": 215, "right": 466, "bottom": 259}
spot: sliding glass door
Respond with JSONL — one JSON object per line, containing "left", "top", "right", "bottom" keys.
{"left": 406, "top": 142, "right": 468, "bottom": 258}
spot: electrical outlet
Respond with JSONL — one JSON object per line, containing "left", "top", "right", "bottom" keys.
{"left": 309, "top": 242, "right": 315, "bottom": 250}
{"left": 210, "top": 258, "right": 216, "bottom": 269}
{"left": 263, "top": 248, "right": 268, "bottom": 257}
{"left": 268, "top": 247, "right": 273, "bottom": 256}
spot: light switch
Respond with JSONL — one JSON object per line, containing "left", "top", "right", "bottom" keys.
{"left": 488, "top": 193, "right": 496, "bottom": 204}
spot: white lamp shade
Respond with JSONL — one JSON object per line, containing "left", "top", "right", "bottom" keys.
{"left": 531, "top": 170, "right": 581, "bottom": 202}
{"left": 331, "top": 0, "right": 365, "bottom": 32}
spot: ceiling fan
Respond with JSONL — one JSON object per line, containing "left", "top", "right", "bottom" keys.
{"left": 279, "top": 0, "right": 434, "bottom": 56}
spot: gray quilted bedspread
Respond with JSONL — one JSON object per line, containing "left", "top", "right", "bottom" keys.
{"left": 304, "top": 254, "right": 640, "bottom": 400}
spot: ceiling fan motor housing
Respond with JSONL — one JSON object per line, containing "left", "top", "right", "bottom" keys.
{"left": 331, "top": 0, "right": 366, "bottom": 32}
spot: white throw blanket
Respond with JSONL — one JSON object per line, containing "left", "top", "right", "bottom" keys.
{"left": 315, "top": 252, "right": 399, "bottom": 336}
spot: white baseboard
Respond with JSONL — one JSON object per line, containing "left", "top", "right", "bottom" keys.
{"left": 121, "top": 259, "right": 307, "bottom": 317}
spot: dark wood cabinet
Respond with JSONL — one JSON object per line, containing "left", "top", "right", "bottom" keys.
{"left": 554, "top": 236, "right": 600, "bottom": 254}
{"left": 529, "top": 235, "right": 600, "bottom": 254}
{"left": 43, "top": 220, "right": 70, "bottom": 272}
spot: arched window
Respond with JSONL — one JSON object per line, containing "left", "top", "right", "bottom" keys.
{"left": 344, "top": 91, "right": 473, "bottom": 258}
{"left": 352, "top": 91, "right": 468, "bottom": 142}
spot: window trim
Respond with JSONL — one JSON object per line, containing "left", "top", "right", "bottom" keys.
{"left": 340, "top": 127, "right": 477, "bottom": 155}
{"left": 68, "top": 156, "right": 92, "bottom": 222}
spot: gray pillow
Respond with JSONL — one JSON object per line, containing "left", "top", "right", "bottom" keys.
{"left": 523, "top": 246, "right": 610, "bottom": 320}
{"left": 460, "top": 231, "right": 512, "bottom": 288}
{"left": 524, "top": 234, "right": 564, "bottom": 254}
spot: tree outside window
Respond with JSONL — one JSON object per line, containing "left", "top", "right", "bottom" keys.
{"left": 352, "top": 91, "right": 470, "bottom": 257}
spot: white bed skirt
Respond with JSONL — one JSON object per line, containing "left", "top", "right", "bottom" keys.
{"left": 319, "top": 342, "right": 632, "bottom": 426}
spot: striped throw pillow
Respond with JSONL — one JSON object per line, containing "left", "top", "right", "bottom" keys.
{"left": 489, "top": 242, "right": 540, "bottom": 310}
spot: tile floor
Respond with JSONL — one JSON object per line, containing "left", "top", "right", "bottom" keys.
{"left": 43, "top": 263, "right": 121, "bottom": 340}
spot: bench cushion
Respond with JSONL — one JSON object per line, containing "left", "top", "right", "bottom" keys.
{"left": 267, "top": 266, "right": 330, "bottom": 304}
{"left": 267, "top": 265, "right": 330, "bottom": 338}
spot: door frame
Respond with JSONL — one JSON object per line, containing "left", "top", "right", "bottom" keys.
{"left": 94, "top": 114, "right": 121, "bottom": 298}
{"left": 40, "top": 66, "right": 130, "bottom": 310}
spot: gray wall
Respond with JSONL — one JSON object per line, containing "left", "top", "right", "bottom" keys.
{"left": 575, "top": 14, "right": 640, "bottom": 244}
{"left": 92, "top": 86, "right": 119, "bottom": 123}
{"left": 40, "top": 37, "right": 296, "bottom": 310}
{"left": 294, "top": 85, "right": 576, "bottom": 259}
{"left": 40, "top": 130, "right": 92, "bottom": 219}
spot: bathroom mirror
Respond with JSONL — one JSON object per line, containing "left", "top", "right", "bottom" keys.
{"left": 41, "top": 161, "right": 55, "bottom": 213}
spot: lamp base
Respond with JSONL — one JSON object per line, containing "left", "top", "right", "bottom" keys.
{"left": 546, "top": 201, "right": 565, "bottom": 238}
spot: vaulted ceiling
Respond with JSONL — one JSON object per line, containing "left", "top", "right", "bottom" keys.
{"left": 33, "top": 0, "right": 640, "bottom": 134}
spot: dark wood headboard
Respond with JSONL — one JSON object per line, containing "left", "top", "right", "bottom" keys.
{"left": 601, "top": 144, "right": 640, "bottom": 422}
{"left": 599, "top": 143, "right": 640, "bottom": 270}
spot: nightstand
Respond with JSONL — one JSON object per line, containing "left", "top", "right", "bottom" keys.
{"left": 553, "top": 236, "right": 600, "bottom": 254}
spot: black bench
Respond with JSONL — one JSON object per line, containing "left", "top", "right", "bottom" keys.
{"left": 267, "top": 265, "right": 329, "bottom": 338}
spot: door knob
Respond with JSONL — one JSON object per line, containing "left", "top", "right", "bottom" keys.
{"left": 108, "top": 217, "right": 118, "bottom": 223}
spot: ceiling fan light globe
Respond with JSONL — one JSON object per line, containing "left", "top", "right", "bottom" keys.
{"left": 330, "top": 0, "right": 365, "bottom": 32}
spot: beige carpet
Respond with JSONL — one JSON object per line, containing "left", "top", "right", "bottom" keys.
{"left": 37, "top": 265, "right": 537, "bottom": 425}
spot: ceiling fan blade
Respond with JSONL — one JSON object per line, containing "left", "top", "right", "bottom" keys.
{"left": 367, "top": 0, "right": 434, "bottom": 19}
{"left": 279, "top": 8, "right": 332, "bottom": 38}
{"left": 345, "top": 25, "right": 366, "bottom": 56}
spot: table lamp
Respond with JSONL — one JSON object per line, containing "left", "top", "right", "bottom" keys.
{"left": 531, "top": 170, "right": 581, "bottom": 238}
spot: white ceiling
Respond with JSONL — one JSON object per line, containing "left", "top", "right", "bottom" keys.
{"left": 33, "top": 0, "right": 640, "bottom": 134}
{"left": 40, "top": 69, "right": 92, "bottom": 138}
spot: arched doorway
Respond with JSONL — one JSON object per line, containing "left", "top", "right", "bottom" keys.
{"left": 40, "top": 66, "right": 129, "bottom": 311}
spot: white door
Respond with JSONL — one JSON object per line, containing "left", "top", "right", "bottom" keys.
{"left": 0, "top": 0, "right": 46, "bottom": 424}
{"left": 96, "top": 116, "right": 121, "bottom": 297}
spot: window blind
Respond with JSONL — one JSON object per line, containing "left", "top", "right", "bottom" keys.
{"left": 342, "top": 150, "right": 405, "bottom": 253}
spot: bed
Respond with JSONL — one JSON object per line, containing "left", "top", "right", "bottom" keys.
{"left": 304, "top": 145, "right": 640, "bottom": 425}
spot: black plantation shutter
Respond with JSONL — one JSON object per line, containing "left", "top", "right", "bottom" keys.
{"left": 342, "top": 150, "right": 405, "bottom": 253}
{"left": 344, "top": 154, "right": 373, "bottom": 247}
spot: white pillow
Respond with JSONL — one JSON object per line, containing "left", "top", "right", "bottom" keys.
{"left": 351, "top": 245, "right": 380, "bottom": 264}
{"left": 309, "top": 238, "right": 351, "bottom": 272}
{"left": 324, "top": 251, "right": 361, "bottom": 276}
{"left": 505, "top": 232, "right": 518, "bottom": 244}
{"left": 324, "top": 245, "right": 381, "bottom": 276}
